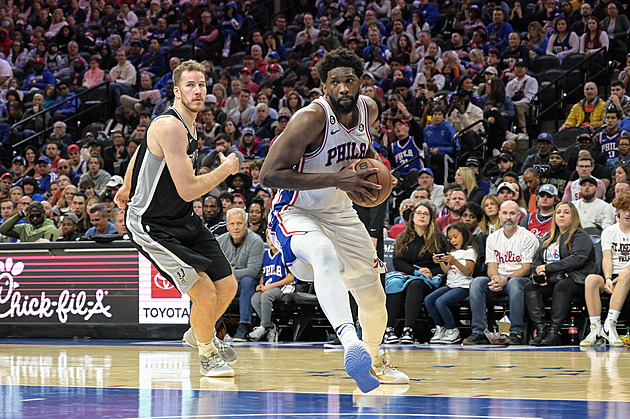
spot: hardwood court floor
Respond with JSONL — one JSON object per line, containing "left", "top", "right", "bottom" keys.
{"left": 1, "top": 339, "right": 629, "bottom": 418}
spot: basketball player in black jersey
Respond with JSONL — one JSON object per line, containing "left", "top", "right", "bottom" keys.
{"left": 114, "top": 60, "right": 240, "bottom": 377}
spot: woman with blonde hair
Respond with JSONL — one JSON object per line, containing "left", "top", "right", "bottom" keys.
{"left": 212, "top": 83, "right": 228, "bottom": 110}
{"left": 480, "top": 194, "right": 501, "bottom": 234}
{"left": 455, "top": 167, "right": 483, "bottom": 205}
{"left": 56, "top": 185, "right": 78, "bottom": 212}
{"left": 383, "top": 201, "right": 448, "bottom": 344}
{"left": 523, "top": 21, "right": 548, "bottom": 60}
{"left": 525, "top": 202, "right": 594, "bottom": 345}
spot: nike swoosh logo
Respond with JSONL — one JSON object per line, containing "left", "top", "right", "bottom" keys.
{"left": 331, "top": 129, "right": 339, "bottom": 135}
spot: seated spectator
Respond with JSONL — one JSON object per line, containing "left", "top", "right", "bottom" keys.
{"left": 579, "top": 16, "right": 609, "bottom": 56}
{"left": 57, "top": 213, "right": 82, "bottom": 241}
{"left": 463, "top": 200, "right": 538, "bottom": 345}
{"left": 606, "top": 81, "right": 630, "bottom": 121}
{"left": 522, "top": 133, "right": 554, "bottom": 173}
{"left": 113, "top": 210, "right": 127, "bottom": 236}
{"left": 248, "top": 232, "right": 296, "bottom": 342}
{"left": 520, "top": 184, "right": 558, "bottom": 239}
{"left": 249, "top": 103, "right": 275, "bottom": 142}
{"left": 562, "top": 155, "right": 607, "bottom": 201}
{"left": 0, "top": 201, "right": 58, "bottom": 242}
{"left": 383, "top": 201, "right": 448, "bottom": 344}
{"left": 217, "top": 208, "right": 265, "bottom": 341}
{"left": 247, "top": 197, "right": 267, "bottom": 242}
{"left": 21, "top": 57, "right": 55, "bottom": 91}
{"left": 523, "top": 21, "right": 548, "bottom": 60}
{"left": 540, "top": 149, "right": 571, "bottom": 197}
{"left": 593, "top": 108, "right": 624, "bottom": 171}
{"left": 581, "top": 192, "right": 630, "bottom": 347}
{"left": 426, "top": 222, "right": 478, "bottom": 345}
{"left": 388, "top": 113, "right": 425, "bottom": 184}
{"left": 546, "top": 18, "right": 580, "bottom": 61}
{"left": 525, "top": 202, "right": 595, "bottom": 345}
{"left": 522, "top": 167, "right": 542, "bottom": 213}
{"left": 560, "top": 82, "right": 605, "bottom": 131}
{"left": 0, "top": 199, "right": 19, "bottom": 243}
{"left": 85, "top": 203, "right": 117, "bottom": 238}
{"left": 437, "top": 188, "right": 467, "bottom": 232}
{"left": 417, "top": 168, "right": 444, "bottom": 213}
{"left": 22, "top": 177, "right": 46, "bottom": 202}
{"left": 573, "top": 176, "right": 615, "bottom": 235}
{"left": 389, "top": 199, "right": 414, "bottom": 239}
{"left": 79, "top": 153, "right": 112, "bottom": 194}
{"left": 454, "top": 167, "right": 483, "bottom": 205}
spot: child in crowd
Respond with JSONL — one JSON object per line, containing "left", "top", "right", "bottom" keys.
{"left": 426, "top": 222, "right": 477, "bottom": 344}
{"left": 248, "top": 232, "right": 296, "bottom": 342}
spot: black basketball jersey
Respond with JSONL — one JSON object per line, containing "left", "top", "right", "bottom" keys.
{"left": 128, "top": 107, "right": 198, "bottom": 225}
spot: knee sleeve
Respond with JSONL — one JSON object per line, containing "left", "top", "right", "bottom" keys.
{"left": 292, "top": 232, "right": 353, "bottom": 330}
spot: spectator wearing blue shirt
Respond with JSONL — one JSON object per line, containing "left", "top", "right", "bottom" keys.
{"left": 52, "top": 82, "right": 80, "bottom": 119}
{"left": 360, "top": 9, "right": 388, "bottom": 38}
{"left": 21, "top": 57, "right": 55, "bottom": 91}
{"left": 424, "top": 107, "right": 458, "bottom": 157}
{"left": 154, "top": 56, "right": 181, "bottom": 96}
{"left": 85, "top": 203, "right": 117, "bottom": 238}
{"left": 487, "top": 7, "right": 513, "bottom": 51}
{"left": 35, "top": 156, "right": 58, "bottom": 195}
{"left": 415, "top": 0, "right": 440, "bottom": 27}
{"left": 0, "top": 198, "right": 22, "bottom": 243}
{"left": 139, "top": 38, "right": 167, "bottom": 76}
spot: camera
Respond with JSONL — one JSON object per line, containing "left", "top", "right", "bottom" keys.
{"left": 532, "top": 274, "right": 547, "bottom": 284}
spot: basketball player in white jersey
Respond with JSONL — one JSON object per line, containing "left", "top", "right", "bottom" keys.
{"left": 260, "top": 48, "right": 408, "bottom": 392}
{"left": 114, "top": 60, "right": 241, "bottom": 377}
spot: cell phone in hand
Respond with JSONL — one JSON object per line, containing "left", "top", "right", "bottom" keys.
{"left": 532, "top": 274, "right": 547, "bottom": 284}
{"left": 434, "top": 253, "right": 446, "bottom": 259}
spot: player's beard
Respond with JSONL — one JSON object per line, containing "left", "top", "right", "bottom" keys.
{"left": 179, "top": 94, "right": 204, "bottom": 114}
{"left": 329, "top": 92, "right": 359, "bottom": 114}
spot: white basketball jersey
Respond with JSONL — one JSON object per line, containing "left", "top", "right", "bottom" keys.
{"left": 272, "top": 95, "right": 373, "bottom": 213}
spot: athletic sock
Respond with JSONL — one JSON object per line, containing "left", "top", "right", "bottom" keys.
{"left": 607, "top": 309, "right": 621, "bottom": 324}
{"left": 337, "top": 323, "right": 360, "bottom": 349}
{"left": 198, "top": 340, "right": 217, "bottom": 357}
{"left": 590, "top": 316, "right": 602, "bottom": 334}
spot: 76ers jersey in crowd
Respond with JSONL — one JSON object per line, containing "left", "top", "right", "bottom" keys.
{"left": 272, "top": 95, "right": 373, "bottom": 213}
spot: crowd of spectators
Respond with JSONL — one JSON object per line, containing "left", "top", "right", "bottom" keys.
{"left": 1, "top": 0, "right": 630, "bottom": 344}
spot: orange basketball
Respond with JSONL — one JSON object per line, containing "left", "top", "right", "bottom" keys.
{"left": 348, "top": 158, "right": 393, "bottom": 207}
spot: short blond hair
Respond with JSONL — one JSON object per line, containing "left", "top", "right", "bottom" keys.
{"left": 172, "top": 60, "right": 206, "bottom": 87}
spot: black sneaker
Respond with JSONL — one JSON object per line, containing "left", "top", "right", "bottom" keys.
{"left": 505, "top": 333, "right": 523, "bottom": 345}
{"left": 463, "top": 333, "right": 490, "bottom": 345}
{"left": 383, "top": 327, "right": 400, "bottom": 344}
{"left": 400, "top": 327, "right": 415, "bottom": 344}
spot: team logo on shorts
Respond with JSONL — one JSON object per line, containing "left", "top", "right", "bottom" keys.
{"left": 176, "top": 267, "right": 186, "bottom": 284}
{"left": 145, "top": 225, "right": 151, "bottom": 232}
{"left": 330, "top": 115, "right": 336, "bottom": 125}
{"left": 359, "top": 123, "right": 364, "bottom": 132}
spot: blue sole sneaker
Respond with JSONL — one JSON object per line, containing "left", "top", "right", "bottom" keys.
{"left": 344, "top": 341, "right": 380, "bottom": 393}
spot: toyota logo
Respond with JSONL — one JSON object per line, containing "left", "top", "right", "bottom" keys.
{"left": 153, "top": 273, "right": 174, "bottom": 290}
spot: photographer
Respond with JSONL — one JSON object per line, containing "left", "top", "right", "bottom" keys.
{"left": 525, "top": 202, "right": 594, "bottom": 346}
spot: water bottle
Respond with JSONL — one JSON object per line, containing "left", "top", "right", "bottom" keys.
{"left": 568, "top": 317, "right": 578, "bottom": 345}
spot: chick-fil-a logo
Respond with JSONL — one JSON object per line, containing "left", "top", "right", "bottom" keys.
{"left": 0, "top": 258, "right": 112, "bottom": 323}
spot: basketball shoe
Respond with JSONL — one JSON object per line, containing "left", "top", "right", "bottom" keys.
{"left": 371, "top": 350, "right": 409, "bottom": 384}
{"left": 430, "top": 325, "right": 446, "bottom": 344}
{"left": 580, "top": 323, "right": 602, "bottom": 346}
{"left": 344, "top": 340, "right": 380, "bottom": 393}
{"left": 182, "top": 327, "right": 238, "bottom": 363}
{"left": 199, "top": 351, "right": 234, "bottom": 377}
{"left": 441, "top": 328, "right": 461, "bottom": 344}
{"left": 602, "top": 319, "right": 624, "bottom": 347}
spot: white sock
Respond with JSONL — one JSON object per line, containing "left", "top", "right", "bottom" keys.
{"left": 590, "top": 316, "right": 602, "bottom": 334}
{"left": 198, "top": 339, "right": 217, "bottom": 357}
{"left": 607, "top": 309, "right": 621, "bottom": 323}
{"left": 337, "top": 323, "right": 360, "bottom": 348}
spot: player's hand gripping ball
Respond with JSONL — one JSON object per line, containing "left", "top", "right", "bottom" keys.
{"left": 348, "top": 158, "right": 393, "bottom": 207}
